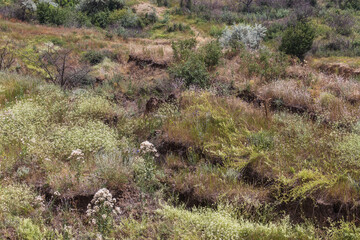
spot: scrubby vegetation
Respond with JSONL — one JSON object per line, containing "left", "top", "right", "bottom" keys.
{"left": 3, "top": 0, "right": 360, "bottom": 238}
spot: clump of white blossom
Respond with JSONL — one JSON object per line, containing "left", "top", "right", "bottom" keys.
{"left": 34, "top": 195, "right": 46, "bottom": 212}
{"left": 86, "top": 188, "right": 121, "bottom": 231}
{"left": 68, "top": 149, "right": 84, "bottom": 161}
{"left": 220, "top": 23, "right": 267, "bottom": 49}
{"left": 140, "top": 141, "right": 159, "bottom": 157}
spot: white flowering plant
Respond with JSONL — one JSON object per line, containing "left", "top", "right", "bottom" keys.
{"left": 133, "top": 141, "right": 162, "bottom": 193}
{"left": 86, "top": 188, "right": 121, "bottom": 234}
{"left": 139, "top": 141, "right": 160, "bottom": 158}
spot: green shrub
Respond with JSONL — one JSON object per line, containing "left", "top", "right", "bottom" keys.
{"left": 171, "top": 38, "right": 197, "bottom": 62}
{"left": 265, "top": 22, "right": 286, "bottom": 40}
{"left": 82, "top": 50, "right": 105, "bottom": 65}
{"left": 209, "top": 25, "right": 224, "bottom": 38}
{"left": 109, "top": 8, "right": 140, "bottom": 28}
{"left": 50, "top": 120, "right": 118, "bottom": 159}
{"left": 36, "top": 3, "right": 69, "bottom": 26}
{"left": 341, "top": 0, "right": 360, "bottom": 10}
{"left": 169, "top": 54, "right": 209, "bottom": 88}
{"left": 201, "top": 40, "right": 222, "bottom": 69}
{"left": 55, "top": 0, "right": 78, "bottom": 7}
{"left": 91, "top": 10, "right": 110, "bottom": 28}
{"left": 336, "top": 133, "right": 360, "bottom": 168}
{"left": 0, "top": 72, "right": 39, "bottom": 108}
{"left": 241, "top": 48, "right": 288, "bottom": 82}
{"left": 280, "top": 20, "right": 315, "bottom": 61}
{"left": 94, "top": 150, "right": 130, "bottom": 190}
{"left": 70, "top": 95, "right": 120, "bottom": 122}
{"left": 144, "top": 10, "right": 158, "bottom": 24}
{"left": 74, "top": 11, "right": 92, "bottom": 27}
{"left": 166, "top": 23, "right": 189, "bottom": 32}
{"left": 17, "top": 218, "right": 44, "bottom": 240}
{"left": 78, "top": 0, "right": 124, "bottom": 15}
{"left": 247, "top": 131, "right": 274, "bottom": 151}
{"left": 0, "top": 184, "right": 42, "bottom": 218}
{"left": 327, "top": 221, "right": 360, "bottom": 240}
{"left": 132, "top": 156, "right": 161, "bottom": 193}
{"left": 158, "top": 204, "right": 317, "bottom": 240}
{"left": 0, "top": 101, "right": 50, "bottom": 147}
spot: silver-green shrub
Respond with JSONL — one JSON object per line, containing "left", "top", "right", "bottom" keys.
{"left": 220, "top": 23, "right": 267, "bottom": 49}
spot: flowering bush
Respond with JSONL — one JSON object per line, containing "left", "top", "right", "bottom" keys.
{"left": 70, "top": 95, "right": 120, "bottom": 123}
{"left": 0, "top": 183, "right": 45, "bottom": 218}
{"left": 0, "top": 101, "right": 50, "bottom": 147}
{"left": 133, "top": 141, "right": 161, "bottom": 192}
{"left": 220, "top": 23, "right": 267, "bottom": 49}
{"left": 86, "top": 188, "right": 121, "bottom": 234}
{"left": 50, "top": 120, "right": 119, "bottom": 159}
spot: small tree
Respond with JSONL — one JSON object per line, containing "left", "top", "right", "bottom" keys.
{"left": 240, "top": 0, "right": 253, "bottom": 12}
{"left": 279, "top": 20, "right": 315, "bottom": 61}
{"left": 33, "top": 47, "right": 91, "bottom": 89}
{"left": 0, "top": 42, "right": 15, "bottom": 71}
{"left": 169, "top": 54, "right": 209, "bottom": 88}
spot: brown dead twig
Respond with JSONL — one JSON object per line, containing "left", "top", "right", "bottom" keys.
{"left": 26, "top": 46, "right": 91, "bottom": 89}
{"left": 0, "top": 42, "right": 15, "bottom": 71}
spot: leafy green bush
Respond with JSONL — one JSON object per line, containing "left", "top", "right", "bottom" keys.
{"left": 55, "top": 0, "right": 78, "bottom": 7}
{"left": 74, "top": 11, "right": 92, "bottom": 27}
{"left": 70, "top": 95, "right": 120, "bottom": 122}
{"left": 341, "top": 0, "right": 360, "bottom": 10}
{"left": 17, "top": 218, "right": 44, "bottom": 240}
{"left": 132, "top": 156, "right": 161, "bottom": 193}
{"left": 0, "top": 101, "right": 50, "bottom": 146}
{"left": 36, "top": 2, "right": 69, "bottom": 25}
{"left": 144, "top": 10, "right": 157, "bottom": 24}
{"left": 78, "top": 0, "right": 124, "bottom": 15}
{"left": 242, "top": 48, "right": 288, "bottom": 82}
{"left": 166, "top": 23, "right": 189, "bottom": 32}
{"left": 336, "top": 133, "right": 360, "bottom": 168}
{"left": 201, "top": 40, "right": 222, "bottom": 69}
{"left": 169, "top": 54, "right": 209, "bottom": 88}
{"left": 327, "top": 221, "right": 360, "bottom": 240}
{"left": 247, "top": 130, "right": 274, "bottom": 151}
{"left": 171, "top": 38, "right": 197, "bottom": 62}
{"left": 209, "top": 25, "right": 224, "bottom": 38}
{"left": 158, "top": 204, "right": 317, "bottom": 240}
{"left": 91, "top": 10, "right": 110, "bottom": 28}
{"left": 0, "top": 183, "right": 43, "bottom": 218}
{"left": 109, "top": 8, "right": 140, "bottom": 28}
{"left": 94, "top": 150, "right": 130, "bottom": 190}
{"left": 265, "top": 22, "right": 286, "bottom": 40}
{"left": 280, "top": 20, "right": 315, "bottom": 60}
{"left": 0, "top": 72, "right": 39, "bottom": 107}
{"left": 82, "top": 50, "right": 106, "bottom": 65}
{"left": 50, "top": 120, "right": 118, "bottom": 159}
